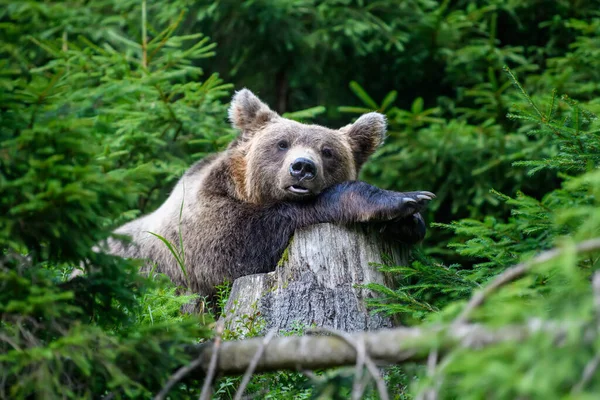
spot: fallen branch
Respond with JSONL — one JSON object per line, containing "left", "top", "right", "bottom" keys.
{"left": 187, "top": 319, "right": 585, "bottom": 378}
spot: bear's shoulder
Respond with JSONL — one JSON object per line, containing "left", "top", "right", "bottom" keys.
{"left": 184, "top": 153, "right": 220, "bottom": 178}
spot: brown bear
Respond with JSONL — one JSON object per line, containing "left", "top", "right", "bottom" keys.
{"left": 98, "top": 89, "right": 435, "bottom": 296}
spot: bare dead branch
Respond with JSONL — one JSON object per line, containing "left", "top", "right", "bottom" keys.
{"left": 572, "top": 354, "right": 600, "bottom": 394}
{"left": 0, "top": 333, "right": 21, "bottom": 351}
{"left": 188, "top": 319, "right": 588, "bottom": 379}
{"left": 351, "top": 335, "right": 367, "bottom": 400}
{"left": 299, "top": 368, "right": 323, "bottom": 385}
{"left": 199, "top": 322, "right": 224, "bottom": 400}
{"left": 154, "top": 322, "right": 223, "bottom": 400}
{"left": 417, "top": 350, "right": 439, "bottom": 400}
{"left": 362, "top": 346, "right": 390, "bottom": 400}
{"left": 309, "top": 327, "right": 389, "bottom": 400}
{"left": 155, "top": 357, "right": 204, "bottom": 400}
{"left": 233, "top": 329, "right": 276, "bottom": 400}
{"left": 592, "top": 271, "right": 600, "bottom": 319}
{"left": 571, "top": 271, "right": 600, "bottom": 394}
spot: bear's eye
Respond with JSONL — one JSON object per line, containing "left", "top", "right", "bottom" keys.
{"left": 321, "top": 147, "right": 334, "bottom": 158}
{"left": 277, "top": 140, "right": 289, "bottom": 150}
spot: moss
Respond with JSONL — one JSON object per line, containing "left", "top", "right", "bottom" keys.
{"left": 277, "top": 236, "right": 294, "bottom": 267}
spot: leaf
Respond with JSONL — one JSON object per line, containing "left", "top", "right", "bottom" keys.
{"left": 282, "top": 106, "right": 326, "bottom": 121}
{"left": 146, "top": 231, "right": 188, "bottom": 284}
{"left": 349, "top": 81, "right": 379, "bottom": 109}
{"left": 380, "top": 90, "right": 397, "bottom": 112}
{"left": 411, "top": 97, "right": 424, "bottom": 114}
{"left": 337, "top": 106, "right": 374, "bottom": 114}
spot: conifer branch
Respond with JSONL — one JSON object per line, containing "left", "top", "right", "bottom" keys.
{"left": 454, "top": 237, "right": 600, "bottom": 326}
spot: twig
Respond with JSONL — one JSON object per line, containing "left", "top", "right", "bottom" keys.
{"left": 571, "top": 271, "right": 600, "bottom": 394}
{"left": 233, "top": 329, "right": 276, "bottom": 400}
{"left": 0, "top": 333, "right": 21, "bottom": 351}
{"left": 592, "top": 271, "right": 600, "bottom": 319}
{"left": 299, "top": 368, "right": 322, "bottom": 383}
{"left": 572, "top": 355, "right": 600, "bottom": 394}
{"left": 154, "top": 323, "right": 224, "bottom": 400}
{"left": 454, "top": 238, "right": 600, "bottom": 325}
{"left": 199, "top": 322, "right": 224, "bottom": 400}
{"left": 427, "top": 350, "right": 437, "bottom": 377}
{"left": 351, "top": 335, "right": 367, "bottom": 400}
{"left": 154, "top": 358, "right": 204, "bottom": 400}
{"left": 308, "top": 327, "right": 389, "bottom": 400}
{"left": 354, "top": 340, "right": 390, "bottom": 400}
{"left": 417, "top": 350, "right": 439, "bottom": 400}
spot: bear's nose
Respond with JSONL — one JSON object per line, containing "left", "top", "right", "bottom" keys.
{"left": 290, "top": 158, "right": 317, "bottom": 181}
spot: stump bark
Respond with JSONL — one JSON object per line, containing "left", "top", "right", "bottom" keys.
{"left": 222, "top": 223, "right": 409, "bottom": 334}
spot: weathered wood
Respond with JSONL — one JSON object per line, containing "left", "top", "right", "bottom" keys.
{"left": 191, "top": 321, "right": 570, "bottom": 377}
{"left": 222, "top": 223, "right": 409, "bottom": 334}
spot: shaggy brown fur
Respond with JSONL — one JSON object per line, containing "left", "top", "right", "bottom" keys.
{"left": 93, "top": 89, "right": 435, "bottom": 297}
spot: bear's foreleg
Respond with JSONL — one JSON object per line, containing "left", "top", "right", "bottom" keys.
{"left": 286, "top": 181, "right": 434, "bottom": 240}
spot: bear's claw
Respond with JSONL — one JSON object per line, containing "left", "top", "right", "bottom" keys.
{"left": 419, "top": 191, "right": 436, "bottom": 198}
{"left": 396, "top": 191, "right": 436, "bottom": 217}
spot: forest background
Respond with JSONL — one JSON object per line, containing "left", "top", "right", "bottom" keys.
{"left": 2, "top": 0, "right": 600, "bottom": 398}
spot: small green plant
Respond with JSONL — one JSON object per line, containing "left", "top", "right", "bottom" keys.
{"left": 147, "top": 231, "right": 191, "bottom": 287}
{"left": 215, "top": 280, "right": 233, "bottom": 316}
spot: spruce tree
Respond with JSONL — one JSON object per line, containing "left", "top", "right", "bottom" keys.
{"left": 1, "top": 1, "right": 230, "bottom": 398}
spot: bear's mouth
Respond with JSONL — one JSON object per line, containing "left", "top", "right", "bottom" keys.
{"left": 287, "top": 185, "right": 311, "bottom": 195}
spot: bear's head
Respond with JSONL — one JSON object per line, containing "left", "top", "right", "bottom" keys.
{"left": 228, "top": 89, "right": 386, "bottom": 204}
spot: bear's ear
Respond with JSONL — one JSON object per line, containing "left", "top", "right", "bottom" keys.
{"left": 228, "top": 89, "right": 278, "bottom": 133}
{"left": 342, "top": 112, "right": 387, "bottom": 169}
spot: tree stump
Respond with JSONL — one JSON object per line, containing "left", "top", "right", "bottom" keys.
{"left": 222, "top": 223, "right": 408, "bottom": 334}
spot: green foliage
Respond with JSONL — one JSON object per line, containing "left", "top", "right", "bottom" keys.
{"left": 329, "top": 2, "right": 600, "bottom": 252}
{"left": 0, "top": 1, "right": 228, "bottom": 398}
{"left": 3, "top": 0, "right": 600, "bottom": 398}
{"left": 365, "top": 72, "right": 600, "bottom": 398}
{"left": 364, "top": 258, "right": 475, "bottom": 323}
